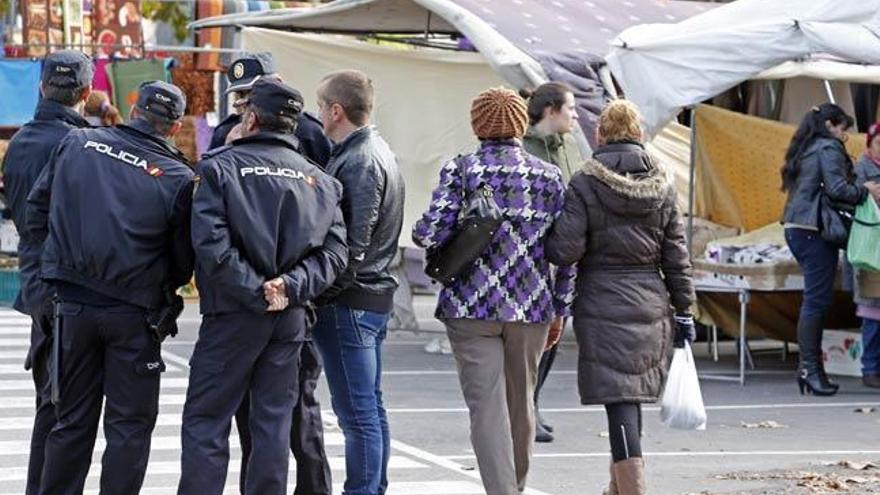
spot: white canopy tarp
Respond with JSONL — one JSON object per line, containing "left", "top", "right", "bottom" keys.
{"left": 239, "top": 28, "right": 506, "bottom": 246}
{"left": 606, "top": 0, "right": 880, "bottom": 135}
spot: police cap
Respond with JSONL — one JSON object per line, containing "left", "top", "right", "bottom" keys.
{"left": 42, "top": 50, "right": 92, "bottom": 89}
{"left": 246, "top": 79, "right": 303, "bottom": 118}
{"left": 136, "top": 81, "right": 186, "bottom": 120}
{"left": 226, "top": 52, "right": 276, "bottom": 94}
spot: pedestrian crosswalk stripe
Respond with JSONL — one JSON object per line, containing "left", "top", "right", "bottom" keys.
{"left": 71, "top": 481, "right": 489, "bottom": 495}
{"left": 0, "top": 432, "right": 346, "bottom": 456}
{"left": 0, "top": 376, "right": 191, "bottom": 391}
{"left": 0, "top": 364, "right": 30, "bottom": 374}
{"left": 0, "top": 326, "right": 30, "bottom": 334}
{"left": 0, "top": 351, "right": 26, "bottom": 359}
{"left": 0, "top": 339, "right": 28, "bottom": 347}
{"left": 0, "top": 456, "right": 426, "bottom": 482}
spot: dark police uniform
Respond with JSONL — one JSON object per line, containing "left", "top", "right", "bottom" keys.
{"left": 0, "top": 50, "right": 91, "bottom": 495}
{"left": 212, "top": 52, "right": 335, "bottom": 495}
{"left": 179, "top": 79, "right": 348, "bottom": 495}
{"left": 25, "top": 81, "right": 195, "bottom": 495}
{"left": 211, "top": 110, "right": 331, "bottom": 167}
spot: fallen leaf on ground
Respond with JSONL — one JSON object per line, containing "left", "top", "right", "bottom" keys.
{"left": 740, "top": 420, "right": 788, "bottom": 429}
{"left": 598, "top": 431, "right": 609, "bottom": 438}
{"left": 839, "top": 460, "right": 878, "bottom": 470}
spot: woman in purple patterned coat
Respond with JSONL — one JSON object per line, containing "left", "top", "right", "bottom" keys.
{"left": 412, "top": 87, "right": 575, "bottom": 495}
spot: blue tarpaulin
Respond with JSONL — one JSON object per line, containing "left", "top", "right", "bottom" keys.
{"left": 0, "top": 60, "right": 41, "bottom": 126}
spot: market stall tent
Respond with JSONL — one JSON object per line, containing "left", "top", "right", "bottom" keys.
{"left": 606, "top": 0, "right": 880, "bottom": 135}
{"left": 190, "top": 0, "right": 712, "bottom": 243}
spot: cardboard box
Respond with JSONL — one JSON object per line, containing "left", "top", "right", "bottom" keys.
{"left": 822, "top": 329, "right": 863, "bottom": 377}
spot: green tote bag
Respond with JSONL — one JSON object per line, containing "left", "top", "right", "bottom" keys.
{"left": 847, "top": 197, "right": 880, "bottom": 271}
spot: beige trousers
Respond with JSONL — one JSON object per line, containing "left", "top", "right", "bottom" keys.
{"left": 444, "top": 318, "right": 549, "bottom": 495}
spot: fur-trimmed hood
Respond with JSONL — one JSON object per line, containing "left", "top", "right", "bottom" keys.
{"left": 576, "top": 142, "right": 672, "bottom": 216}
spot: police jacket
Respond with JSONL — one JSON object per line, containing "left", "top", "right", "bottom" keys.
{"left": 317, "top": 126, "right": 405, "bottom": 313}
{"left": 25, "top": 119, "right": 196, "bottom": 309}
{"left": 209, "top": 111, "right": 332, "bottom": 167}
{"left": 193, "top": 131, "right": 348, "bottom": 316}
{"left": 1, "top": 99, "right": 89, "bottom": 313}
{"left": 781, "top": 137, "right": 867, "bottom": 228}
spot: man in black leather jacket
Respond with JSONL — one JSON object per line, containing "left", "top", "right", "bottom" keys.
{"left": 179, "top": 80, "right": 348, "bottom": 495}
{"left": 311, "top": 69, "right": 405, "bottom": 495}
{"left": 1, "top": 49, "right": 92, "bottom": 495}
{"left": 26, "top": 81, "right": 195, "bottom": 494}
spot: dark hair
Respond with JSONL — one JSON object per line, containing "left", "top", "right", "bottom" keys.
{"left": 780, "top": 103, "right": 854, "bottom": 192}
{"left": 318, "top": 70, "right": 374, "bottom": 126}
{"left": 138, "top": 111, "right": 178, "bottom": 136}
{"left": 42, "top": 85, "right": 90, "bottom": 107}
{"left": 519, "top": 82, "right": 572, "bottom": 126}
{"left": 246, "top": 106, "right": 298, "bottom": 135}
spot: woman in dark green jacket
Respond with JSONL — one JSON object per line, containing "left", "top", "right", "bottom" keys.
{"left": 520, "top": 82, "right": 578, "bottom": 442}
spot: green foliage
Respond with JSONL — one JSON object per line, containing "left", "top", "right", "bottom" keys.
{"left": 0, "top": 0, "right": 10, "bottom": 17}
{"left": 141, "top": 1, "right": 190, "bottom": 43}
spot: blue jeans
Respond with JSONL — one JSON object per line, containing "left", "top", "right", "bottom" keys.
{"left": 785, "top": 228, "right": 839, "bottom": 321}
{"left": 314, "top": 304, "right": 390, "bottom": 495}
{"left": 862, "top": 318, "right": 880, "bottom": 375}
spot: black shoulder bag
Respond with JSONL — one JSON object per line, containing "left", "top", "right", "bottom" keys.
{"left": 818, "top": 185, "right": 853, "bottom": 248}
{"left": 424, "top": 157, "right": 504, "bottom": 285}
{"left": 819, "top": 185, "right": 880, "bottom": 248}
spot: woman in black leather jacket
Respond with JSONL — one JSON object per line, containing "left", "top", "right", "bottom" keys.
{"left": 781, "top": 103, "right": 880, "bottom": 396}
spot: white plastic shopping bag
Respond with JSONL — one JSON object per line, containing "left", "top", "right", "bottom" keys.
{"left": 660, "top": 342, "right": 707, "bottom": 430}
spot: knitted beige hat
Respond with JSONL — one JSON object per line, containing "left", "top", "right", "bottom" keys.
{"left": 470, "top": 87, "right": 529, "bottom": 140}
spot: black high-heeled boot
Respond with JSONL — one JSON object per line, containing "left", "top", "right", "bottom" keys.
{"left": 814, "top": 326, "right": 840, "bottom": 392}
{"left": 797, "top": 316, "right": 837, "bottom": 396}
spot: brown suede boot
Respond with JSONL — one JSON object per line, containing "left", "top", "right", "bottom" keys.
{"left": 602, "top": 461, "right": 618, "bottom": 495}
{"left": 612, "top": 457, "right": 645, "bottom": 495}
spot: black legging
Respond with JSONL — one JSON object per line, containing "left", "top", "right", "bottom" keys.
{"left": 605, "top": 403, "right": 643, "bottom": 462}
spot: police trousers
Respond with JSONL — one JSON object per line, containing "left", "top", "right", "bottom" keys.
{"left": 25, "top": 300, "right": 54, "bottom": 495}
{"left": 179, "top": 308, "right": 306, "bottom": 495}
{"left": 39, "top": 302, "right": 164, "bottom": 495}
{"left": 235, "top": 339, "right": 332, "bottom": 495}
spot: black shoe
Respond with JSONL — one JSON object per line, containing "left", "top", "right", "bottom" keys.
{"left": 535, "top": 423, "right": 554, "bottom": 443}
{"left": 864, "top": 374, "right": 880, "bottom": 388}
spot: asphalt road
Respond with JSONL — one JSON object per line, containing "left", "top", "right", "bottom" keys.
{"left": 1, "top": 300, "right": 879, "bottom": 494}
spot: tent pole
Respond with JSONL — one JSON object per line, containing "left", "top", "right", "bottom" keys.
{"left": 687, "top": 107, "right": 697, "bottom": 257}
{"left": 823, "top": 80, "right": 836, "bottom": 104}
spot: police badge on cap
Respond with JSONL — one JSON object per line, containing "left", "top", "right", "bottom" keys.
{"left": 226, "top": 52, "right": 277, "bottom": 94}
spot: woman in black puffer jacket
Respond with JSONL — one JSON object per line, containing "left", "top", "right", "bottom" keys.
{"left": 546, "top": 100, "right": 694, "bottom": 495}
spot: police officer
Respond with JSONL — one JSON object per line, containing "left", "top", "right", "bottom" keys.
{"left": 0, "top": 49, "right": 92, "bottom": 495}
{"left": 179, "top": 79, "right": 347, "bottom": 495}
{"left": 210, "top": 52, "right": 332, "bottom": 166}
{"left": 25, "top": 81, "right": 195, "bottom": 495}
{"left": 217, "top": 52, "right": 336, "bottom": 495}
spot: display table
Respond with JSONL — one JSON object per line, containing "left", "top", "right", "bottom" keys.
{"left": 694, "top": 259, "right": 804, "bottom": 385}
